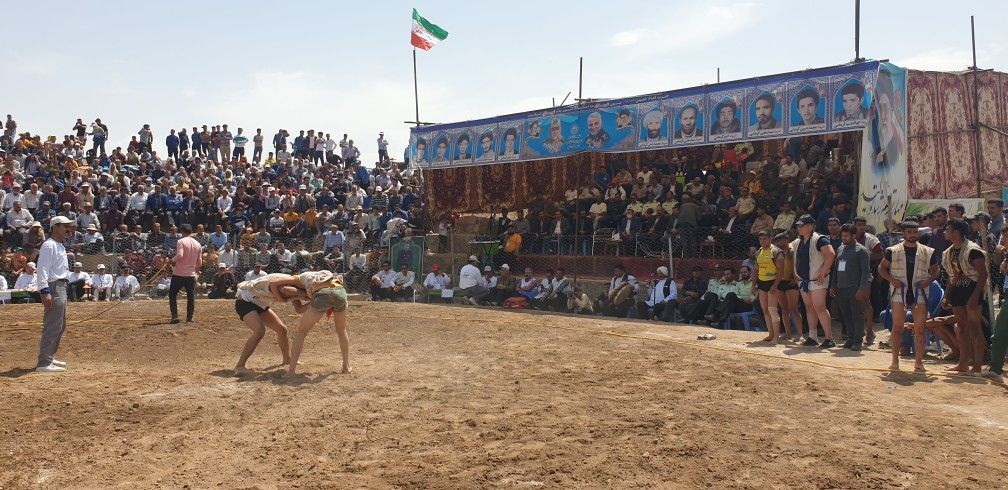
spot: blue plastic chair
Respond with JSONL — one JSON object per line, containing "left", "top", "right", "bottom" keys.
{"left": 721, "top": 310, "right": 758, "bottom": 331}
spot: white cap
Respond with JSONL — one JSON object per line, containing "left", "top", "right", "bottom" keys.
{"left": 97, "top": 264, "right": 105, "bottom": 269}
{"left": 375, "top": 186, "right": 383, "bottom": 192}
{"left": 50, "top": 216, "right": 75, "bottom": 226}
{"left": 27, "top": 262, "right": 36, "bottom": 268}
{"left": 74, "top": 262, "right": 83, "bottom": 267}
{"left": 218, "top": 262, "right": 227, "bottom": 268}
{"left": 483, "top": 266, "right": 493, "bottom": 272}
{"left": 657, "top": 266, "right": 669, "bottom": 276}
{"left": 468, "top": 255, "right": 479, "bottom": 262}
{"left": 500, "top": 263, "right": 510, "bottom": 270}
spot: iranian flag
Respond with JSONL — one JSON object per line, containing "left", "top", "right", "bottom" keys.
{"left": 411, "top": 8, "right": 448, "bottom": 51}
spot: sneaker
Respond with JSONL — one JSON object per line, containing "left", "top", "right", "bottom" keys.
{"left": 51, "top": 359, "right": 67, "bottom": 367}
{"left": 850, "top": 344, "right": 862, "bottom": 352}
{"left": 169, "top": 318, "right": 181, "bottom": 324}
{"left": 35, "top": 363, "right": 66, "bottom": 373}
{"left": 468, "top": 297, "right": 479, "bottom": 306}
{"left": 801, "top": 338, "right": 819, "bottom": 347}
{"left": 981, "top": 369, "right": 1003, "bottom": 379}
{"left": 842, "top": 340, "right": 854, "bottom": 349}
{"left": 819, "top": 339, "right": 837, "bottom": 349}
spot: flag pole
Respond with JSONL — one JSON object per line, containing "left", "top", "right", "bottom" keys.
{"left": 413, "top": 48, "right": 420, "bottom": 128}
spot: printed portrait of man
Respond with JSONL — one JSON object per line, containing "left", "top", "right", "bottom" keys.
{"left": 674, "top": 105, "right": 702, "bottom": 139}
{"left": 616, "top": 109, "right": 633, "bottom": 130}
{"left": 544, "top": 117, "right": 564, "bottom": 154}
{"left": 476, "top": 131, "right": 496, "bottom": 162}
{"left": 748, "top": 93, "right": 778, "bottom": 131}
{"left": 795, "top": 87, "right": 825, "bottom": 126}
{"left": 527, "top": 120, "right": 541, "bottom": 139}
{"left": 414, "top": 137, "right": 427, "bottom": 164}
{"left": 455, "top": 133, "right": 472, "bottom": 160}
{"left": 641, "top": 110, "right": 666, "bottom": 143}
{"left": 583, "top": 112, "right": 610, "bottom": 149}
{"left": 835, "top": 82, "right": 868, "bottom": 122}
{"left": 498, "top": 127, "right": 519, "bottom": 158}
{"left": 432, "top": 136, "right": 449, "bottom": 164}
{"left": 711, "top": 99, "right": 741, "bottom": 135}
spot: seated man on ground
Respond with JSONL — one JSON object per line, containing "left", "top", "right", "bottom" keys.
{"left": 67, "top": 261, "right": 90, "bottom": 302}
{"left": 422, "top": 263, "right": 453, "bottom": 303}
{"left": 369, "top": 260, "right": 395, "bottom": 301}
{"left": 89, "top": 264, "right": 113, "bottom": 301}
{"left": 458, "top": 255, "right": 491, "bottom": 305}
{"left": 391, "top": 263, "right": 416, "bottom": 301}
{"left": 112, "top": 266, "right": 141, "bottom": 300}
{"left": 638, "top": 266, "right": 678, "bottom": 321}
{"left": 208, "top": 263, "right": 237, "bottom": 299}
{"left": 596, "top": 264, "right": 639, "bottom": 317}
{"left": 491, "top": 264, "right": 518, "bottom": 305}
{"left": 568, "top": 285, "right": 594, "bottom": 314}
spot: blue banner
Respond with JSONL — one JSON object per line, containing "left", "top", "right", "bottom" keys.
{"left": 411, "top": 61, "right": 880, "bottom": 168}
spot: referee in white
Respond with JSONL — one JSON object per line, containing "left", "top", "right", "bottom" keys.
{"left": 35, "top": 215, "right": 76, "bottom": 373}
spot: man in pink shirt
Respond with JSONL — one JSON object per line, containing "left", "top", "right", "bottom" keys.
{"left": 169, "top": 224, "right": 203, "bottom": 324}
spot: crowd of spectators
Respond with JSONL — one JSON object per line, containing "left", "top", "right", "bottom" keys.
{"left": 0, "top": 115, "right": 426, "bottom": 296}
{"left": 480, "top": 137, "right": 861, "bottom": 262}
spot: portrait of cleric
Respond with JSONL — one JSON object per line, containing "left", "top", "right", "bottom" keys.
{"left": 639, "top": 109, "right": 667, "bottom": 145}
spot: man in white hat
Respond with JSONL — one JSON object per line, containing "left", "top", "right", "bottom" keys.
{"left": 82, "top": 223, "right": 104, "bottom": 254}
{"left": 14, "top": 261, "right": 39, "bottom": 301}
{"left": 67, "top": 261, "right": 91, "bottom": 301}
{"left": 458, "top": 255, "right": 490, "bottom": 305}
{"left": 89, "top": 264, "right": 113, "bottom": 301}
{"left": 639, "top": 266, "right": 679, "bottom": 321}
{"left": 35, "top": 215, "right": 76, "bottom": 373}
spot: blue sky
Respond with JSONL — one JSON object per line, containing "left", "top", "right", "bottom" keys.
{"left": 2, "top": 0, "right": 1005, "bottom": 163}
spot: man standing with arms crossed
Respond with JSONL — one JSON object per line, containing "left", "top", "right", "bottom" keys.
{"left": 877, "top": 221, "right": 939, "bottom": 371}
{"left": 35, "top": 216, "right": 76, "bottom": 373}
{"left": 169, "top": 224, "right": 202, "bottom": 324}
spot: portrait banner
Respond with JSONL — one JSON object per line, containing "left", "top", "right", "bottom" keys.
{"left": 451, "top": 127, "right": 475, "bottom": 165}
{"left": 411, "top": 61, "right": 881, "bottom": 168}
{"left": 858, "top": 62, "right": 908, "bottom": 230}
{"left": 636, "top": 100, "right": 670, "bottom": 149}
{"left": 830, "top": 70, "right": 876, "bottom": 131}
{"left": 428, "top": 129, "right": 452, "bottom": 167}
{"left": 788, "top": 78, "right": 830, "bottom": 134}
{"left": 496, "top": 120, "right": 523, "bottom": 162}
{"left": 707, "top": 88, "right": 746, "bottom": 143}
{"left": 670, "top": 94, "right": 706, "bottom": 146}
{"left": 473, "top": 123, "right": 498, "bottom": 165}
{"left": 745, "top": 82, "right": 786, "bottom": 140}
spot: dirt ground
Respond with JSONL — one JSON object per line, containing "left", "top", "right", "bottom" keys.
{"left": 1, "top": 299, "right": 1006, "bottom": 489}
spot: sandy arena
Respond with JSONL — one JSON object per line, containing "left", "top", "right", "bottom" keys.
{"left": 1, "top": 299, "right": 1007, "bottom": 488}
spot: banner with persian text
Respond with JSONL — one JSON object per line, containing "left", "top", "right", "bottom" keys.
{"left": 857, "top": 62, "right": 909, "bottom": 230}
{"left": 410, "top": 61, "right": 880, "bottom": 168}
